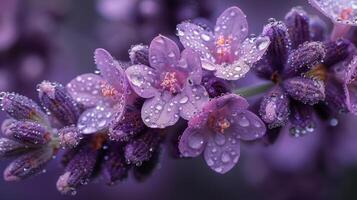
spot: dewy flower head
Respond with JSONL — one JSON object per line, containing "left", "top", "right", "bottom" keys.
{"left": 309, "top": 0, "right": 357, "bottom": 40}
{"left": 254, "top": 7, "right": 327, "bottom": 135}
{"left": 177, "top": 6, "right": 270, "bottom": 80}
{"left": 67, "top": 49, "right": 128, "bottom": 134}
{"left": 179, "top": 94, "right": 266, "bottom": 174}
{"left": 126, "top": 35, "right": 209, "bottom": 128}
{"left": 309, "top": 0, "right": 357, "bottom": 26}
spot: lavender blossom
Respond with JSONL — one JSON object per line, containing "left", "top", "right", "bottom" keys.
{"left": 343, "top": 55, "right": 357, "bottom": 114}
{"left": 254, "top": 8, "right": 328, "bottom": 135}
{"left": 309, "top": 0, "right": 357, "bottom": 40}
{"left": 177, "top": 6, "right": 270, "bottom": 80}
{"left": 67, "top": 49, "right": 128, "bottom": 134}
{"left": 125, "top": 35, "right": 209, "bottom": 128}
{"left": 179, "top": 94, "right": 266, "bottom": 174}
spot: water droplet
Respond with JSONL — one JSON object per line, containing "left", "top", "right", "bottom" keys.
{"left": 238, "top": 116, "right": 250, "bottom": 127}
{"left": 214, "top": 134, "right": 226, "bottom": 146}
{"left": 179, "top": 96, "right": 189, "bottom": 104}
{"left": 188, "top": 133, "right": 204, "bottom": 149}
{"left": 201, "top": 34, "right": 211, "bottom": 41}
{"left": 221, "top": 152, "right": 231, "bottom": 163}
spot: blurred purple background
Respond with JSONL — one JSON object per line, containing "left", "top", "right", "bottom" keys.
{"left": 1, "top": 0, "right": 357, "bottom": 199}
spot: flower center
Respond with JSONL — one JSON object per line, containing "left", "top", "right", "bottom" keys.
{"left": 208, "top": 114, "right": 231, "bottom": 134}
{"left": 101, "top": 82, "right": 118, "bottom": 97}
{"left": 306, "top": 64, "right": 328, "bottom": 82}
{"left": 215, "top": 35, "right": 234, "bottom": 64}
{"left": 340, "top": 7, "right": 353, "bottom": 20}
{"left": 160, "top": 72, "right": 181, "bottom": 94}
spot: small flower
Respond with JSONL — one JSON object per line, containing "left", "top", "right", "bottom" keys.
{"left": 254, "top": 8, "right": 328, "bottom": 135}
{"left": 67, "top": 49, "right": 129, "bottom": 134}
{"left": 309, "top": 0, "right": 357, "bottom": 26}
{"left": 179, "top": 94, "right": 266, "bottom": 174}
{"left": 177, "top": 6, "right": 270, "bottom": 80}
{"left": 126, "top": 35, "right": 209, "bottom": 128}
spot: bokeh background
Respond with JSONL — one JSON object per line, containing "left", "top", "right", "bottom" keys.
{"left": 1, "top": 0, "right": 357, "bottom": 199}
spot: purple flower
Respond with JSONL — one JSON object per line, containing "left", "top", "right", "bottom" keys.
{"left": 309, "top": 0, "right": 357, "bottom": 26}
{"left": 125, "top": 35, "right": 209, "bottom": 128}
{"left": 254, "top": 8, "right": 328, "bottom": 134}
{"left": 179, "top": 94, "right": 266, "bottom": 174}
{"left": 309, "top": 0, "right": 357, "bottom": 40}
{"left": 177, "top": 6, "right": 270, "bottom": 80}
{"left": 67, "top": 49, "right": 129, "bottom": 134}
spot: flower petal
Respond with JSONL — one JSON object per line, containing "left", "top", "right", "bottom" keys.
{"left": 285, "top": 7, "right": 311, "bottom": 48}
{"left": 149, "top": 35, "right": 180, "bottom": 70}
{"left": 309, "top": 0, "right": 357, "bottom": 25}
{"left": 125, "top": 64, "right": 159, "bottom": 98}
{"left": 214, "top": 59, "right": 251, "bottom": 80}
{"left": 178, "top": 48, "right": 203, "bottom": 85}
{"left": 324, "top": 39, "right": 351, "bottom": 66}
{"left": 179, "top": 126, "right": 208, "bottom": 157}
{"left": 215, "top": 6, "right": 248, "bottom": 51}
{"left": 177, "top": 22, "right": 215, "bottom": 62}
{"left": 94, "top": 48, "right": 128, "bottom": 95}
{"left": 289, "top": 102, "right": 316, "bottom": 136}
{"left": 325, "top": 78, "right": 348, "bottom": 113}
{"left": 261, "top": 21, "right": 290, "bottom": 71}
{"left": 259, "top": 86, "right": 290, "bottom": 128}
{"left": 283, "top": 77, "right": 325, "bottom": 105}
{"left": 284, "top": 41, "right": 326, "bottom": 77}
{"left": 204, "top": 134, "right": 240, "bottom": 174}
{"left": 344, "top": 56, "right": 357, "bottom": 114}
{"left": 230, "top": 110, "right": 266, "bottom": 141}
{"left": 141, "top": 92, "right": 180, "bottom": 128}
{"left": 77, "top": 105, "right": 114, "bottom": 134}
{"left": 66, "top": 73, "right": 110, "bottom": 108}
{"left": 239, "top": 36, "right": 271, "bottom": 66}
{"left": 309, "top": 16, "right": 328, "bottom": 41}
{"left": 178, "top": 85, "right": 209, "bottom": 120}
{"left": 203, "top": 94, "right": 249, "bottom": 113}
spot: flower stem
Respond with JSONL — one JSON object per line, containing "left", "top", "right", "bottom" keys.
{"left": 235, "top": 82, "right": 274, "bottom": 97}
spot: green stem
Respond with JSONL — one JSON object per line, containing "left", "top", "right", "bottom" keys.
{"left": 235, "top": 82, "right": 274, "bottom": 98}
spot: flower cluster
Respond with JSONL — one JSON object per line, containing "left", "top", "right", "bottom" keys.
{"left": 0, "top": 2, "right": 357, "bottom": 195}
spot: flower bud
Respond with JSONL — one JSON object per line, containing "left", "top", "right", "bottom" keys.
{"left": 285, "top": 7, "right": 310, "bottom": 49}
{"left": 0, "top": 92, "right": 49, "bottom": 124}
{"left": 259, "top": 86, "right": 289, "bottom": 128}
{"left": 109, "top": 106, "right": 145, "bottom": 142}
{"left": 133, "top": 148, "right": 161, "bottom": 182}
{"left": 3, "top": 146, "right": 54, "bottom": 181}
{"left": 129, "top": 44, "right": 149, "bottom": 66}
{"left": 2, "top": 120, "right": 51, "bottom": 146}
{"left": 58, "top": 125, "right": 83, "bottom": 149}
{"left": 101, "top": 144, "right": 129, "bottom": 185}
{"left": 124, "top": 130, "right": 161, "bottom": 165}
{"left": 37, "top": 81, "right": 81, "bottom": 126}
{"left": 56, "top": 145, "right": 98, "bottom": 195}
{"left": 0, "top": 138, "right": 28, "bottom": 158}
